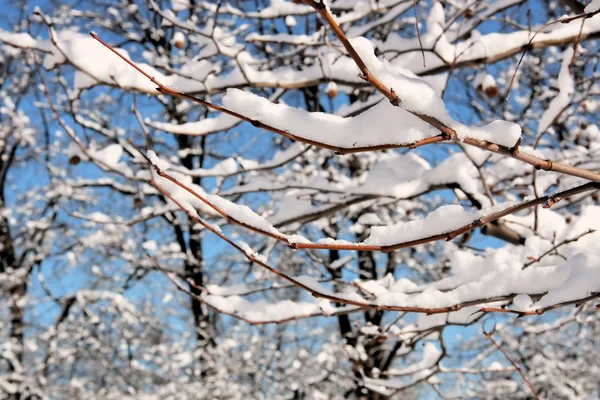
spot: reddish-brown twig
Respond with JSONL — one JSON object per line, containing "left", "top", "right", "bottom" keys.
{"left": 484, "top": 332, "right": 540, "bottom": 399}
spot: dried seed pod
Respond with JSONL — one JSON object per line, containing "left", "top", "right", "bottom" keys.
{"left": 69, "top": 155, "right": 81, "bottom": 166}
{"left": 172, "top": 31, "right": 185, "bottom": 49}
{"left": 485, "top": 85, "right": 498, "bottom": 98}
{"left": 68, "top": 142, "right": 86, "bottom": 166}
{"left": 475, "top": 73, "right": 498, "bottom": 98}
{"left": 326, "top": 81, "right": 338, "bottom": 99}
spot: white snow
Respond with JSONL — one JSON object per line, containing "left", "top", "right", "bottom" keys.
{"left": 455, "top": 120, "right": 522, "bottom": 148}
{"left": 538, "top": 47, "right": 575, "bottom": 135}
{"left": 511, "top": 294, "right": 534, "bottom": 312}
{"left": 364, "top": 201, "right": 517, "bottom": 247}
{"left": 585, "top": 0, "right": 600, "bottom": 13}
{"left": 532, "top": 252, "right": 600, "bottom": 309}
{"left": 147, "top": 113, "right": 239, "bottom": 136}
{"left": 147, "top": 150, "right": 171, "bottom": 170}
{"left": 206, "top": 194, "right": 285, "bottom": 237}
{"left": 90, "top": 144, "right": 123, "bottom": 168}
{"left": 349, "top": 36, "right": 450, "bottom": 121}
{"left": 285, "top": 15, "right": 297, "bottom": 27}
{"left": 0, "top": 30, "right": 39, "bottom": 48}
{"left": 203, "top": 295, "right": 320, "bottom": 324}
{"left": 370, "top": 251, "right": 600, "bottom": 310}
{"left": 222, "top": 88, "right": 436, "bottom": 149}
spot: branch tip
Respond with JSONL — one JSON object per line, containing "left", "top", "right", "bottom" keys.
{"left": 509, "top": 137, "right": 522, "bottom": 156}
{"left": 389, "top": 88, "right": 400, "bottom": 106}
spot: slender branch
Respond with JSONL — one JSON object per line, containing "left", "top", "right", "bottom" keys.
{"left": 523, "top": 229, "right": 595, "bottom": 269}
{"left": 479, "top": 292, "right": 599, "bottom": 317}
{"left": 484, "top": 333, "right": 540, "bottom": 400}
{"left": 413, "top": 0, "right": 426, "bottom": 67}
{"left": 147, "top": 254, "right": 361, "bottom": 325}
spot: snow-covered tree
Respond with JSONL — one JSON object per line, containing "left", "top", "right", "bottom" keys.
{"left": 1, "top": 0, "right": 600, "bottom": 398}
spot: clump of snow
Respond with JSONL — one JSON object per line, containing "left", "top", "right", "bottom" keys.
{"left": 454, "top": 120, "right": 522, "bottom": 148}
{"left": 512, "top": 294, "right": 534, "bottom": 312}
{"left": 285, "top": 15, "right": 297, "bottom": 27}
{"left": 90, "top": 143, "right": 123, "bottom": 167}
{"left": 0, "top": 29, "right": 39, "bottom": 48}
{"left": 474, "top": 73, "right": 497, "bottom": 93}
{"left": 171, "top": 31, "right": 185, "bottom": 48}
{"left": 533, "top": 252, "right": 600, "bottom": 309}
{"left": 364, "top": 204, "right": 472, "bottom": 247}
{"left": 147, "top": 113, "right": 239, "bottom": 136}
{"left": 207, "top": 194, "right": 284, "bottom": 237}
{"left": 203, "top": 295, "right": 320, "bottom": 324}
{"left": 349, "top": 36, "right": 449, "bottom": 121}
{"left": 222, "top": 88, "right": 436, "bottom": 149}
{"left": 171, "top": 0, "right": 190, "bottom": 12}
{"left": 364, "top": 200, "right": 522, "bottom": 247}
{"left": 148, "top": 150, "right": 171, "bottom": 170}
{"left": 68, "top": 142, "right": 88, "bottom": 163}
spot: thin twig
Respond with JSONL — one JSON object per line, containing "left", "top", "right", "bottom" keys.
{"left": 484, "top": 332, "right": 540, "bottom": 399}
{"left": 523, "top": 229, "right": 595, "bottom": 268}
{"left": 413, "top": 0, "right": 426, "bottom": 67}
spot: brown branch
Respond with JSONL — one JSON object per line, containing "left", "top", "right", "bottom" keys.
{"left": 484, "top": 333, "right": 540, "bottom": 400}
{"left": 298, "top": 2, "right": 600, "bottom": 183}
{"left": 130, "top": 140, "right": 599, "bottom": 254}
{"left": 92, "top": 32, "right": 600, "bottom": 182}
{"left": 479, "top": 292, "right": 600, "bottom": 317}
{"left": 124, "top": 155, "right": 600, "bottom": 320}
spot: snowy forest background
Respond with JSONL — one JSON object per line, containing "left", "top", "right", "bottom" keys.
{"left": 1, "top": 0, "right": 600, "bottom": 398}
